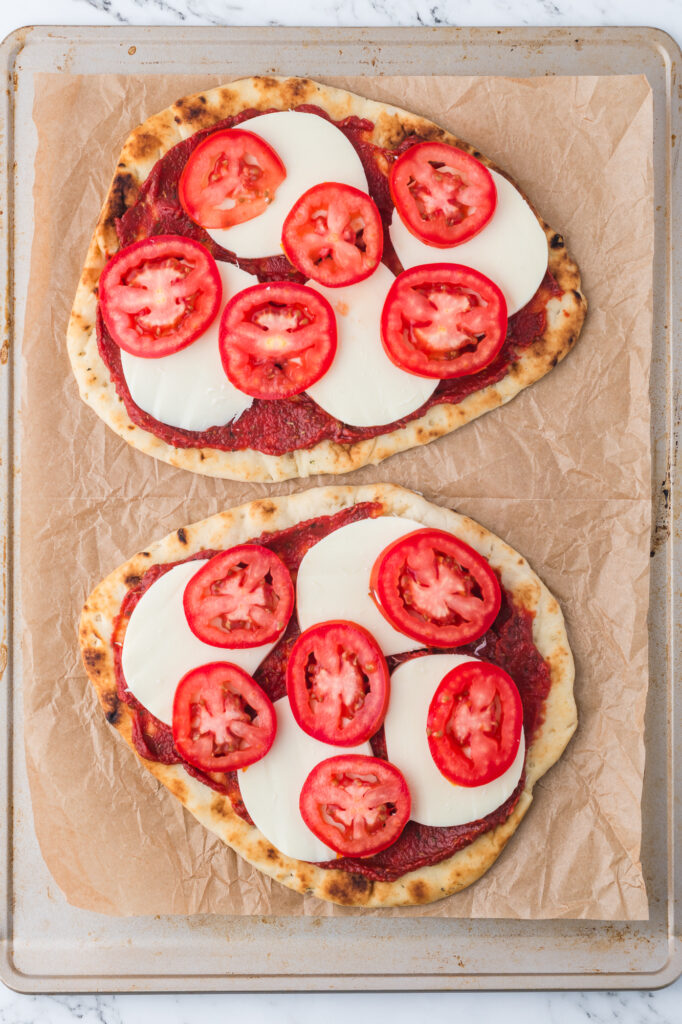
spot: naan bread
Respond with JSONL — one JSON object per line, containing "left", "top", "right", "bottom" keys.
{"left": 79, "top": 484, "right": 576, "bottom": 907}
{"left": 67, "top": 77, "right": 586, "bottom": 482}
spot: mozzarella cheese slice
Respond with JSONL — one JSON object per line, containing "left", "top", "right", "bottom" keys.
{"left": 205, "top": 111, "right": 369, "bottom": 259}
{"left": 296, "top": 516, "right": 427, "bottom": 656}
{"left": 305, "top": 265, "right": 438, "bottom": 426}
{"left": 120, "top": 261, "right": 255, "bottom": 432}
{"left": 389, "top": 170, "right": 548, "bottom": 315}
{"left": 121, "top": 561, "right": 275, "bottom": 725}
{"left": 239, "top": 697, "right": 372, "bottom": 862}
{"left": 384, "top": 653, "right": 525, "bottom": 827}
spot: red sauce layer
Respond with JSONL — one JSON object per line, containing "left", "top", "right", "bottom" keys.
{"left": 97, "top": 105, "right": 562, "bottom": 456}
{"left": 111, "top": 503, "right": 552, "bottom": 882}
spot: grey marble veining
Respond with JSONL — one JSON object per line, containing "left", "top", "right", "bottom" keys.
{"left": 65, "top": 0, "right": 682, "bottom": 37}
{"left": 1, "top": 0, "right": 681, "bottom": 1020}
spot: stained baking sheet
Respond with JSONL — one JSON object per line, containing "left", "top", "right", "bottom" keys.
{"left": 0, "top": 25, "right": 679, "bottom": 991}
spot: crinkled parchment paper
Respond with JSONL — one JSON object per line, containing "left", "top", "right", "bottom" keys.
{"left": 20, "top": 73, "right": 653, "bottom": 919}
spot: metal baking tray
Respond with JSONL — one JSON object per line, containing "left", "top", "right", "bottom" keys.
{"left": 0, "top": 25, "right": 679, "bottom": 992}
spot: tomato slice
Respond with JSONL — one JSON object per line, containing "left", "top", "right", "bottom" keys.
{"left": 381, "top": 263, "right": 507, "bottom": 379}
{"left": 172, "top": 662, "right": 277, "bottom": 771}
{"left": 299, "top": 755, "right": 411, "bottom": 857}
{"left": 219, "top": 281, "right": 337, "bottom": 399}
{"left": 281, "top": 182, "right": 383, "bottom": 287}
{"left": 370, "top": 528, "right": 501, "bottom": 648}
{"left": 99, "top": 235, "right": 222, "bottom": 358}
{"left": 286, "top": 621, "right": 389, "bottom": 746}
{"left": 427, "top": 661, "right": 523, "bottom": 786}
{"left": 389, "top": 141, "right": 496, "bottom": 248}
{"left": 178, "top": 128, "right": 286, "bottom": 230}
{"left": 183, "top": 544, "right": 294, "bottom": 649}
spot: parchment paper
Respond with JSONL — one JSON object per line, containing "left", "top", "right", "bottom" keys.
{"left": 20, "top": 73, "right": 653, "bottom": 920}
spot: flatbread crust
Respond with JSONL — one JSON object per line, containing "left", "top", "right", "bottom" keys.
{"left": 67, "top": 76, "right": 587, "bottom": 482}
{"left": 79, "top": 484, "right": 577, "bottom": 907}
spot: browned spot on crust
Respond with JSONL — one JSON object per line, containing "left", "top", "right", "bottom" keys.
{"left": 105, "top": 695, "right": 121, "bottom": 726}
{"left": 511, "top": 580, "right": 539, "bottom": 611}
{"left": 128, "top": 131, "right": 161, "bottom": 161}
{"left": 82, "top": 266, "right": 101, "bottom": 289}
{"left": 83, "top": 647, "right": 104, "bottom": 672}
{"left": 254, "top": 76, "right": 278, "bottom": 92}
{"left": 141, "top": 551, "right": 151, "bottom": 558}
{"left": 218, "top": 86, "right": 236, "bottom": 106}
{"left": 0, "top": 341, "right": 8, "bottom": 365}
{"left": 265, "top": 846, "right": 278, "bottom": 861}
{"left": 324, "top": 872, "right": 373, "bottom": 905}
{"left": 173, "top": 98, "right": 215, "bottom": 128}
{"left": 283, "top": 78, "right": 312, "bottom": 104}
{"left": 106, "top": 170, "right": 138, "bottom": 222}
{"left": 408, "top": 880, "right": 429, "bottom": 903}
{"left": 210, "top": 795, "right": 232, "bottom": 819}
{"left": 572, "top": 290, "right": 582, "bottom": 303}
{"left": 166, "top": 776, "right": 189, "bottom": 802}
{"left": 177, "top": 527, "right": 188, "bottom": 545}
{"left": 125, "top": 573, "right": 142, "bottom": 587}
{"left": 550, "top": 233, "right": 564, "bottom": 249}
{"left": 254, "top": 500, "right": 276, "bottom": 518}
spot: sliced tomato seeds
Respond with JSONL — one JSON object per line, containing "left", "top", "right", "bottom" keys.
{"left": 299, "top": 754, "right": 411, "bottom": 857}
{"left": 381, "top": 263, "right": 508, "bottom": 379}
{"left": 98, "top": 235, "right": 222, "bottom": 358}
{"left": 370, "top": 528, "right": 501, "bottom": 648}
{"left": 287, "top": 621, "right": 390, "bottom": 746}
{"left": 172, "top": 662, "right": 277, "bottom": 772}
{"left": 390, "top": 141, "right": 497, "bottom": 248}
{"left": 219, "top": 281, "right": 337, "bottom": 399}
{"left": 183, "top": 544, "right": 294, "bottom": 649}
{"left": 282, "top": 182, "right": 383, "bottom": 287}
{"left": 179, "top": 128, "right": 286, "bottom": 231}
{"left": 427, "top": 661, "right": 523, "bottom": 787}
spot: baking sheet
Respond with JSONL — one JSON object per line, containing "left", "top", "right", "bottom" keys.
{"left": 21, "top": 69, "right": 653, "bottom": 923}
{"left": 2, "top": 24, "right": 675, "bottom": 991}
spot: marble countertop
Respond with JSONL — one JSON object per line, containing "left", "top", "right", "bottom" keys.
{"left": 1, "top": 0, "right": 680, "bottom": 1021}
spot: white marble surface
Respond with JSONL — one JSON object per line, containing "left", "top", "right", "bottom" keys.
{"left": 1, "top": 0, "right": 681, "bottom": 1019}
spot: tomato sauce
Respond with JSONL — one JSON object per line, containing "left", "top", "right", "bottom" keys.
{"left": 111, "top": 502, "right": 552, "bottom": 881}
{"left": 97, "top": 106, "right": 563, "bottom": 457}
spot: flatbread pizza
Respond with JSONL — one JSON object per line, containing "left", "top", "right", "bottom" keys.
{"left": 79, "top": 484, "right": 576, "bottom": 907}
{"left": 67, "top": 77, "right": 587, "bottom": 482}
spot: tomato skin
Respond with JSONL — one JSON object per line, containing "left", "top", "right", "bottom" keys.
{"left": 99, "top": 235, "right": 222, "bottom": 358}
{"left": 389, "top": 141, "right": 496, "bottom": 248}
{"left": 178, "top": 128, "right": 286, "bottom": 230}
{"left": 427, "top": 661, "right": 523, "bottom": 786}
{"left": 219, "top": 281, "right": 337, "bottom": 400}
{"left": 370, "top": 528, "right": 501, "bottom": 648}
{"left": 380, "top": 263, "right": 508, "bottom": 380}
{"left": 299, "top": 755, "right": 411, "bottom": 857}
{"left": 281, "top": 182, "right": 383, "bottom": 288}
{"left": 172, "top": 662, "right": 277, "bottom": 772}
{"left": 183, "top": 544, "right": 294, "bottom": 649}
{"left": 286, "top": 620, "right": 390, "bottom": 746}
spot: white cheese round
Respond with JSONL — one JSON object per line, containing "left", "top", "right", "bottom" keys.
{"left": 205, "top": 111, "right": 369, "bottom": 259}
{"left": 238, "top": 697, "right": 372, "bottom": 862}
{"left": 305, "top": 265, "right": 438, "bottom": 426}
{"left": 120, "top": 261, "right": 254, "bottom": 432}
{"left": 296, "top": 515, "right": 427, "bottom": 656}
{"left": 121, "top": 561, "right": 275, "bottom": 725}
{"left": 389, "top": 169, "right": 548, "bottom": 315}
{"left": 384, "top": 653, "right": 525, "bottom": 827}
